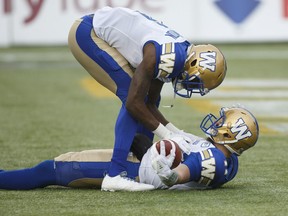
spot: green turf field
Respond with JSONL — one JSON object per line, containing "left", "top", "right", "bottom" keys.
{"left": 0, "top": 44, "right": 287, "bottom": 216}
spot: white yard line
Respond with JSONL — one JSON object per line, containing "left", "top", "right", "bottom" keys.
{"left": 162, "top": 80, "right": 288, "bottom": 98}
{"left": 224, "top": 50, "right": 288, "bottom": 60}
{"left": 161, "top": 79, "right": 288, "bottom": 135}
{"left": 220, "top": 79, "right": 288, "bottom": 88}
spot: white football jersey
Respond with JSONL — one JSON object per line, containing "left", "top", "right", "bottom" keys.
{"left": 189, "top": 137, "right": 215, "bottom": 153}
{"left": 93, "top": 6, "right": 187, "bottom": 69}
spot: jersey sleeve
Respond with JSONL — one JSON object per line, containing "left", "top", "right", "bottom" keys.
{"left": 183, "top": 148, "right": 235, "bottom": 188}
{"left": 145, "top": 40, "right": 190, "bottom": 81}
{"left": 225, "top": 153, "right": 239, "bottom": 182}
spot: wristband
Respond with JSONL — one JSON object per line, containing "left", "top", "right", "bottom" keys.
{"left": 153, "top": 123, "right": 171, "bottom": 139}
{"left": 160, "top": 170, "right": 179, "bottom": 186}
{"left": 165, "top": 122, "right": 181, "bottom": 133}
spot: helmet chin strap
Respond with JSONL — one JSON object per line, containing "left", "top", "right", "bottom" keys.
{"left": 162, "top": 93, "right": 176, "bottom": 108}
{"left": 185, "top": 45, "right": 194, "bottom": 63}
{"left": 224, "top": 145, "right": 241, "bottom": 156}
{"left": 211, "top": 136, "right": 241, "bottom": 155}
{"left": 210, "top": 135, "right": 238, "bottom": 155}
{"left": 188, "top": 71, "right": 200, "bottom": 81}
{"left": 172, "top": 78, "right": 185, "bottom": 91}
{"left": 186, "top": 51, "right": 195, "bottom": 63}
{"left": 202, "top": 88, "right": 209, "bottom": 95}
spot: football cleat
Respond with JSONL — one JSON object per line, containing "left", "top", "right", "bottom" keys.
{"left": 101, "top": 172, "right": 155, "bottom": 192}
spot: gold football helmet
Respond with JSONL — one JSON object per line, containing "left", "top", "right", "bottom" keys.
{"left": 200, "top": 106, "right": 259, "bottom": 155}
{"left": 173, "top": 44, "right": 227, "bottom": 98}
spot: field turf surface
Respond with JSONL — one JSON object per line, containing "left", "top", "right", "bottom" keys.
{"left": 0, "top": 43, "right": 287, "bottom": 216}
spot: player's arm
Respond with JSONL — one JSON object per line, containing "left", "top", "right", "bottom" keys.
{"left": 126, "top": 43, "right": 167, "bottom": 131}
{"left": 126, "top": 43, "right": 191, "bottom": 150}
{"left": 146, "top": 78, "right": 169, "bottom": 125}
{"left": 151, "top": 162, "right": 191, "bottom": 187}
{"left": 172, "top": 164, "right": 190, "bottom": 183}
{"left": 151, "top": 140, "right": 191, "bottom": 186}
{"left": 152, "top": 148, "right": 229, "bottom": 187}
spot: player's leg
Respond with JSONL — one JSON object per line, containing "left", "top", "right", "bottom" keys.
{"left": 68, "top": 15, "right": 134, "bottom": 96}
{"left": 68, "top": 15, "right": 154, "bottom": 191}
{"left": 68, "top": 15, "right": 136, "bottom": 174}
{"left": 0, "top": 149, "right": 141, "bottom": 190}
{"left": 0, "top": 160, "right": 56, "bottom": 190}
{"left": 55, "top": 149, "right": 141, "bottom": 189}
{"left": 101, "top": 105, "right": 154, "bottom": 191}
{"left": 130, "top": 133, "right": 153, "bottom": 161}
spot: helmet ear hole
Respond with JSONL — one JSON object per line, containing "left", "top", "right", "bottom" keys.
{"left": 223, "top": 133, "right": 231, "bottom": 138}
{"left": 190, "top": 59, "right": 197, "bottom": 67}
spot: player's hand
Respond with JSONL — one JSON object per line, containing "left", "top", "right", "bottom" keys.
{"left": 151, "top": 143, "right": 179, "bottom": 186}
{"left": 169, "top": 135, "right": 192, "bottom": 155}
{"left": 150, "top": 140, "right": 176, "bottom": 168}
{"left": 153, "top": 123, "right": 193, "bottom": 155}
{"left": 151, "top": 142, "right": 173, "bottom": 179}
{"left": 178, "top": 131, "right": 200, "bottom": 143}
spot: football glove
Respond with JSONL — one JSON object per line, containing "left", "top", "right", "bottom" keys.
{"left": 166, "top": 122, "right": 197, "bottom": 155}
{"left": 150, "top": 142, "right": 179, "bottom": 186}
{"left": 150, "top": 140, "right": 176, "bottom": 168}
{"left": 168, "top": 135, "right": 191, "bottom": 155}
{"left": 153, "top": 123, "right": 193, "bottom": 155}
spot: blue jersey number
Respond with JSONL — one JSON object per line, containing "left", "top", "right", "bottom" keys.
{"left": 137, "top": 11, "right": 168, "bottom": 28}
{"left": 137, "top": 11, "right": 181, "bottom": 39}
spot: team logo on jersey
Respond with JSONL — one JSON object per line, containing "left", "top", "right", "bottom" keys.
{"left": 199, "top": 149, "right": 216, "bottom": 186}
{"left": 199, "top": 51, "right": 217, "bottom": 72}
{"left": 231, "top": 118, "right": 252, "bottom": 140}
{"left": 159, "top": 53, "right": 176, "bottom": 75}
{"left": 158, "top": 43, "right": 176, "bottom": 78}
{"left": 201, "top": 141, "right": 212, "bottom": 148}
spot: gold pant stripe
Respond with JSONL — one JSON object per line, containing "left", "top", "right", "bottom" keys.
{"left": 55, "top": 149, "right": 139, "bottom": 163}
{"left": 68, "top": 18, "right": 134, "bottom": 95}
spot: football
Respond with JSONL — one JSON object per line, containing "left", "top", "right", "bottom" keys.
{"left": 155, "top": 139, "right": 182, "bottom": 169}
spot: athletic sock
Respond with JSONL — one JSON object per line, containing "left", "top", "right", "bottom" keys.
{"left": 0, "top": 160, "right": 56, "bottom": 190}
{"left": 108, "top": 148, "right": 130, "bottom": 177}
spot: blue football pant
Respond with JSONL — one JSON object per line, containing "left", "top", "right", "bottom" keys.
{"left": 0, "top": 160, "right": 140, "bottom": 190}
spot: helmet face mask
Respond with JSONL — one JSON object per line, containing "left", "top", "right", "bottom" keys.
{"left": 173, "top": 72, "right": 208, "bottom": 98}
{"left": 173, "top": 44, "right": 227, "bottom": 98}
{"left": 200, "top": 107, "right": 259, "bottom": 155}
{"left": 200, "top": 111, "right": 226, "bottom": 136}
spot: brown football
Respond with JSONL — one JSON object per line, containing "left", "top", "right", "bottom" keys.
{"left": 155, "top": 139, "right": 182, "bottom": 169}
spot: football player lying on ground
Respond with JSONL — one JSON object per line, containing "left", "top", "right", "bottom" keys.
{"left": 0, "top": 107, "right": 259, "bottom": 191}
